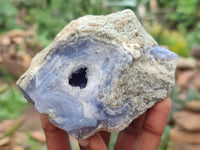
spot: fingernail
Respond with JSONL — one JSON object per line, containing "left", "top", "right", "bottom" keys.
{"left": 78, "top": 139, "right": 89, "bottom": 147}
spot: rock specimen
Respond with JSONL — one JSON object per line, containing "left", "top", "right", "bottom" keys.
{"left": 16, "top": 10, "right": 178, "bottom": 139}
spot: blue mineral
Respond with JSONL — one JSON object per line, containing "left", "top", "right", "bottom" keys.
{"left": 146, "top": 46, "right": 179, "bottom": 61}
{"left": 16, "top": 10, "right": 178, "bottom": 139}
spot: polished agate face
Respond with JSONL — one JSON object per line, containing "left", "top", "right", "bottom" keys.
{"left": 17, "top": 10, "right": 178, "bottom": 139}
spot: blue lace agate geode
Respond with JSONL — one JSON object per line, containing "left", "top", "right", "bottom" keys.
{"left": 16, "top": 10, "right": 178, "bottom": 139}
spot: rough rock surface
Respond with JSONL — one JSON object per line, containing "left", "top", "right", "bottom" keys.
{"left": 16, "top": 10, "right": 178, "bottom": 139}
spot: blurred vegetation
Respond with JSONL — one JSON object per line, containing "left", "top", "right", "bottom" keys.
{"left": 27, "top": 133, "right": 46, "bottom": 150}
{"left": 0, "top": 0, "right": 19, "bottom": 32}
{"left": 149, "top": 24, "right": 189, "bottom": 57}
{"left": 26, "top": 0, "right": 110, "bottom": 44}
{"left": 0, "top": 0, "right": 118, "bottom": 46}
{"left": 156, "top": 0, "right": 200, "bottom": 49}
{"left": 159, "top": 125, "right": 171, "bottom": 150}
{"left": 0, "top": 86, "right": 27, "bottom": 119}
{"left": 0, "top": 70, "right": 27, "bottom": 119}
{"left": 0, "top": 0, "right": 200, "bottom": 149}
{"left": 109, "top": 132, "right": 119, "bottom": 150}
{"left": 0, "top": 0, "right": 199, "bottom": 55}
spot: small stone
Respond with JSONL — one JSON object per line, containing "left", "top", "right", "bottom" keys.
{"left": 173, "top": 110, "right": 200, "bottom": 131}
{"left": 0, "top": 120, "right": 15, "bottom": 132}
{"left": 170, "top": 141, "right": 200, "bottom": 150}
{"left": 192, "top": 46, "right": 200, "bottom": 60}
{"left": 30, "top": 131, "right": 46, "bottom": 143}
{"left": 13, "top": 145, "right": 24, "bottom": 150}
{"left": 176, "top": 71, "right": 196, "bottom": 92}
{"left": 177, "top": 71, "right": 200, "bottom": 94}
{"left": 1, "top": 37, "right": 11, "bottom": 46}
{"left": 12, "top": 37, "right": 24, "bottom": 45}
{"left": 0, "top": 137, "right": 9, "bottom": 146}
{"left": 17, "top": 10, "right": 178, "bottom": 139}
{"left": 193, "top": 73, "right": 200, "bottom": 92}
{"left": 177, "top": 57, "right": 196, "bottom": 69}
{"left": 14, "top": 132, "right": 27, "bottom": 147}
{"left": 170, "top": 128, "right": 200, "bottom": 144}
{"left": 185, "top": 101, "right": 200, "bottom": 112}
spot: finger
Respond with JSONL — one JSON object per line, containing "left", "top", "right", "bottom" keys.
{"left": 79, "top": 145, "right": 88, "bottom": 150}
{"left": 88, "top": 133, "right": 107, "bottom": 150}
{"left": 133, "top": 97, "right": 171, "bottom": 150}
{"left": 99, "top": 131, "right": 111, "bottom": 147}
{"left": 114, "top": 113, "right": 145, "bottom": 150}
{"left": 79, "top": 140, "right": 89, "bottom": 150}
{"left": 40, "top": 114, "right": 71, "bottom": 150}
{"left": 79, "top": 133, "right": 107, "bottom": 150}
{"left": 79, "top": 131, "right": 110, "bottom": 150}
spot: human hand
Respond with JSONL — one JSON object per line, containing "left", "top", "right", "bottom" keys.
{"left": 41, "top": 97, "right": 171, "bottom": 150}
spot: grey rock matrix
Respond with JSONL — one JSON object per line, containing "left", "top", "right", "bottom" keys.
{"left": 16, "top": 9, "right": 178, "bottom": 139}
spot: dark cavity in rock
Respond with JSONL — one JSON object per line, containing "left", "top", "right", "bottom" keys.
{"left": 69, "top": 67, "right": 88, "bottom": 89}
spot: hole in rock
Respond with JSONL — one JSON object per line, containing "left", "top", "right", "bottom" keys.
{"left": 69, "top": 67, "right": 88, "bottom": 89}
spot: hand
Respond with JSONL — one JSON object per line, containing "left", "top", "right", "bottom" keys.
{"left": 41, "top": 97, "right": 171, "bottom": 150}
